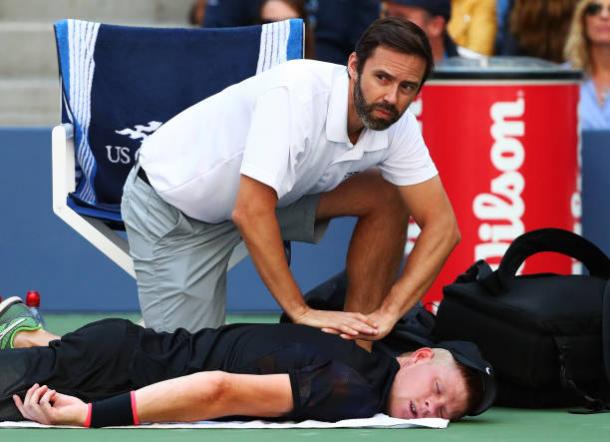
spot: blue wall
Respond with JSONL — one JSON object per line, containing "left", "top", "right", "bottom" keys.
{"left": 0, "top": 128, "right": 355, "bottom": 311}
{"left": 0, "top": 128, "right": 608, "bottom": 311}
{"left": 582, "top": 131, "right": 610, "bottom": 258}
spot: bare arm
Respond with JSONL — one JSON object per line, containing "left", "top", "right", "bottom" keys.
{"left": 135, "top": 371, "right": 293, "bottom": 423}
{"left": 346, "top": 176, "right": 460, "bottom": 340}
{"left": 14, "top": 372, "right": 294, "bottom": 426}
{"left": 232, "top": 175, "right": 378, "bottom": 336}
{"left": 232, "top": 175, "right": 304, "bottom": 320}
{"left": 379, "top": 176, "right": 459, "bottom": 325}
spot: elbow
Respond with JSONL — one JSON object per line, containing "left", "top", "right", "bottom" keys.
{"left": 232, "top": 177, "right": 278, "bottom": 229}
{"left": 443, "top": 215, "right": 461, "bottom": 250}
{"left": 231, "top": 205, "right": 246, "bottom": 230}
{"left": 231, "top": 197, "right": 268, "bottom": 230}
{"left": 451, "top": 221, "right": 461, "bottom": 248}
{"left": 231, "top": 199, "right": 255, "bottom": 230}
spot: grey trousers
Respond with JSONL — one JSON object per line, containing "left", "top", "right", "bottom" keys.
{"left": 121, "top": 166, "right": 328, "bottom": 333}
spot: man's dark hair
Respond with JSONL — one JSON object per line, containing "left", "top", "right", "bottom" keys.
{"left": 455, "top": 362, "right": 485, "bottom": 418}
{"left": 353, "top": 17, "right": 434, "bottom": 88}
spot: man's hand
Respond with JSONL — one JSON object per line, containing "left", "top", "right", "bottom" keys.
{"left": 320, "top": 308, "right": 398, "bottom": 342}
{"left": 292, "top": 307, "right": 379, "bottom": 338}
{"left": 13, "top": 384, "right": 88, "bottom": 426}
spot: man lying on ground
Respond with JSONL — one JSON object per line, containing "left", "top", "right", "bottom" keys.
{"left": 0, "top": 297, "right": 496, "bottom": 427}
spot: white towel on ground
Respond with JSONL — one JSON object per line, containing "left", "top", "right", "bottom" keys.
{"left": 0, "top": 413, "right": 448, "bottom": 429}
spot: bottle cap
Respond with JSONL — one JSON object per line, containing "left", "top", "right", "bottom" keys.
{"left": 25, "top": 291, "right": 41, "bottom": 308}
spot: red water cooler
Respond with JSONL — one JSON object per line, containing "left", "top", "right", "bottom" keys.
{"left": 407, "top": 58, "right": 582, "bottom": 310}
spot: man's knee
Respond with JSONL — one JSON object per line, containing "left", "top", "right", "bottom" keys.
{"left": 318, "top": 170, "right": 409, "bottom": 223}
{"left": 366, "top": 174, "right": 407, "bottom": 218}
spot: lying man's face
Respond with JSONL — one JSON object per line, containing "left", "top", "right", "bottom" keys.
{"left": 387, "top": 348, "right": 469, "bottom": 420}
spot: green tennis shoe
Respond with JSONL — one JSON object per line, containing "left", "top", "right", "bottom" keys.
{"left": 0, "top": 296, "right": 42, "bottom": 350}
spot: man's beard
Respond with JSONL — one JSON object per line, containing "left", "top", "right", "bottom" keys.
{"left": 353, "top": 75, "right": 403, "bottom": 131}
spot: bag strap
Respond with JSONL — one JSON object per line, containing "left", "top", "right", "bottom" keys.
{"left": 555, "top": 336, "right": 610, "bottom": 413}
{"left": 453, "top": 260, "right": 493, "bottom": 284}
{"left": 496, "top": 228, "right": 610, "bottom": 287}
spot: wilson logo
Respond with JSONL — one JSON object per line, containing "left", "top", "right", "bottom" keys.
{"left": 473, "top": 96, "right": 525, "bottom": 269}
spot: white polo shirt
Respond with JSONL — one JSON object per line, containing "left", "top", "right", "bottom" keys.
{"left": 139, "top": 59, "right": 438, "bottom": 223}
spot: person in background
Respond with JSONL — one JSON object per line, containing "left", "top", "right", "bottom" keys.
{"left": 258, "top": 0, "right": 316, "bottom": 58}
{"left": 259, "top": 0, "right": 304, "bottom": 22}
{"left": 501, "top": 0, "right": 579, "bottom": 63}
{"left": 565, "top": 0, "right": 610, "bottom": 129}
{"left": 494, "top": 0, "right": 512, "bottom": 53}
{"left": 447, "top": 0, "right": 497, "bottom": 57}
{"left": 203, "top": 0, "right": 381, "bottom": 64}
{"left": 203, "top": 0, "right": 261, "bottom": 27}
{"left": 189, "top": 0, "right": 208, "bottom": 26}
{"left": 311, "top": 0, "right": 382, "bottom": 64}
{"left": 383, "top": 0, "right": 459, "bottom": 61}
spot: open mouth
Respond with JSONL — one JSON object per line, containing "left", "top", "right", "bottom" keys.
{"left": 410, "top": 401, "right": 418, "bottom": 418}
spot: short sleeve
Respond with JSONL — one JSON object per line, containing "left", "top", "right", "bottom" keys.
{"left": 379, "top": 112, "right": 438, "bottom": 187}
{"left": 287, "top": 360, "right": 382, "bottom": 422}
{"left": 240, "top": 87, "right": 295, "bottom": 199}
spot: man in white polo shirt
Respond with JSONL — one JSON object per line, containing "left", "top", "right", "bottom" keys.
{"left": 121, "top": 17, "right": 460, "bottom": 347}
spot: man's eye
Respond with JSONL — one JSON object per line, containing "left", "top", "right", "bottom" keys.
{"left": 376, "top": 74, "right": 387, "bottom": 81}
{"left": 436, "top": 381, "right": 441, "bottom": 395}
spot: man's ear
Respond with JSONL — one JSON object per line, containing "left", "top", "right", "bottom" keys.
{"left": 347, "top": 52, "right": 359, "bottom": 79}
{"left": 410, "top": 347, "right": 435, "bottom": 364}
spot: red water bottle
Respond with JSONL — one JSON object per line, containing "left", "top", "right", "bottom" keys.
{"left": 25, "top": 290, "right": 46, "bottom": 327}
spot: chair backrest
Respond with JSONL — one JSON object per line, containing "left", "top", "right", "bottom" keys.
{"left": 53, "top": 19, "right": 304, "bottom": 223}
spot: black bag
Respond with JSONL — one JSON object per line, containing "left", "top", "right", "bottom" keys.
{"left": 434, "top": 228, "right": 610, "bottom": 412}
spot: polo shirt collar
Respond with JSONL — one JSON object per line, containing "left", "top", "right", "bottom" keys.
{"left": 326, "top": 68, "right": 388, "bottom": 152}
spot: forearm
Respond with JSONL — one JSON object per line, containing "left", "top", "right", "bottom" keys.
{"left": 379, "top": 215, "right": 460, "bottom": 319}
{"left": 135, "top": 373, "right": 225, "bottom": 423}
{"left": 234, "top": 207, "right": 307, "bottom": 319}
{"left": 135, "top": 372, "right": 293, "bottom": 424}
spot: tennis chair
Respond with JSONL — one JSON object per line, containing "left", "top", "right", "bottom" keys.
{"left": 52, "top": 19, "right": 304, "bottom": 278}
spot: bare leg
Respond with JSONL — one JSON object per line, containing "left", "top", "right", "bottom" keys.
{"left": 13, "top": 329, "right": 59, "bottom": 349}
{"left": 317, "top": 170, "right": 409, "bottom": 348}
{"left": 343, "top": 196, "right": 407, "bottom": 313}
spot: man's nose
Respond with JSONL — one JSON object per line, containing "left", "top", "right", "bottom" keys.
{"left": 383, "top": 86, "right": 399, "bottom": 104}
{"left": 424, "top": 398, "right": 442, "bottom": 417}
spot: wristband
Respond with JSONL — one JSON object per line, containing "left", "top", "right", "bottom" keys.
{"left": 130, "top": 391, "right": 140, "bottom": 426}
{"left": 83, "top": 403, "right": 92, "bottom": 428}
{"left": 90, "top": 391, "right": 138, "bottom": 428}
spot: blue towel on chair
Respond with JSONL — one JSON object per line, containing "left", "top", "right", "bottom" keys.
{"left": 54, "top": 19, "right": 304, "bottom": 223}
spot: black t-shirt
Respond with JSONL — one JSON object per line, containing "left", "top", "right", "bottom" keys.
{"left": 130, "top": 322, "right": 400, "bottom": 421}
